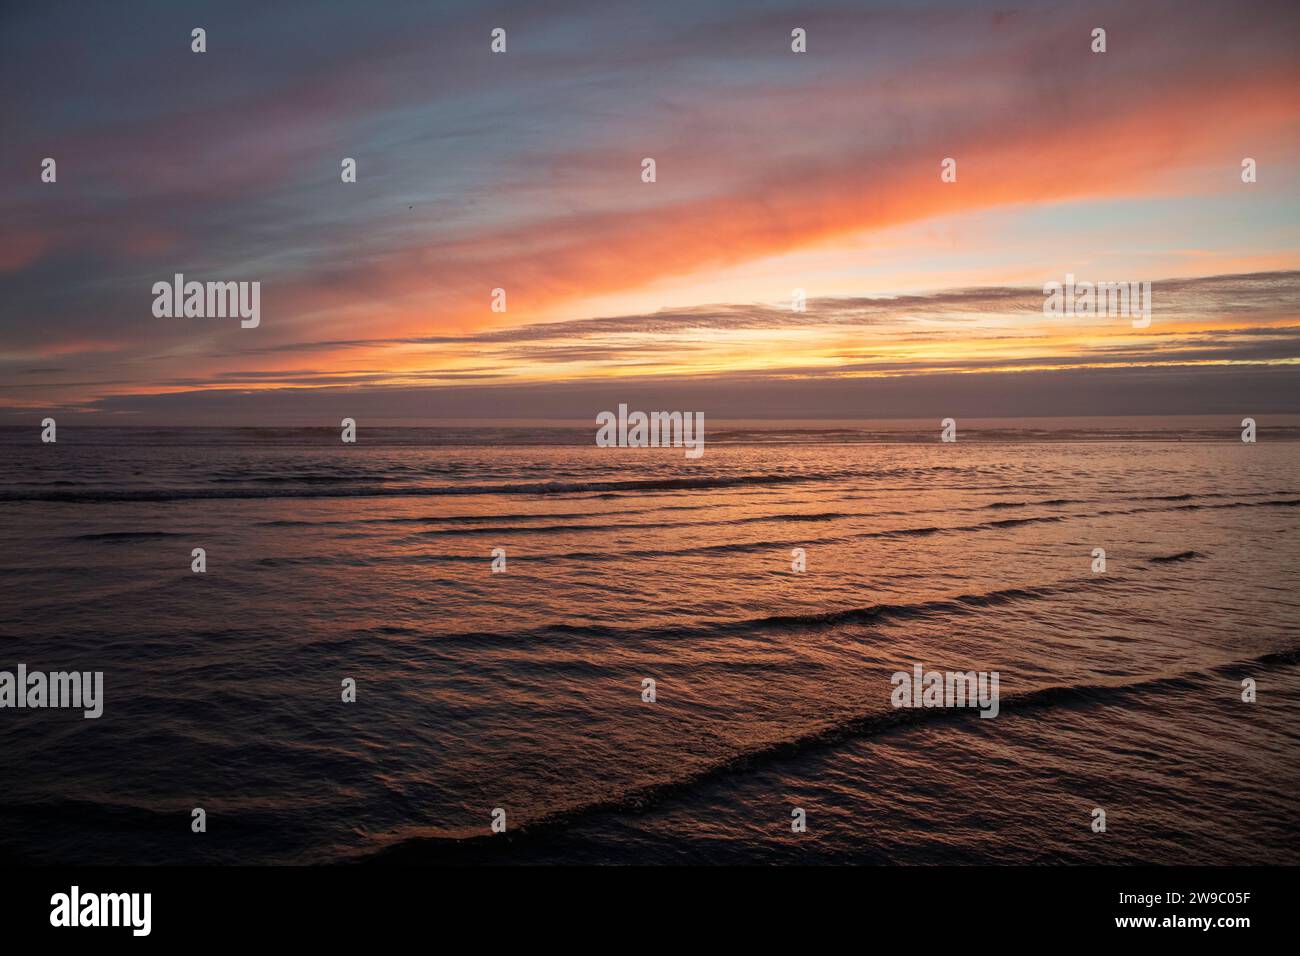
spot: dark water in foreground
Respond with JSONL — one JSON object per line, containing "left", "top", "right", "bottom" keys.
{"left": 1, "top": 424, "right": 1297, "bottom": 864}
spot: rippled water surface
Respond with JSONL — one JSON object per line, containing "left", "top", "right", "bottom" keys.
{"left": 1, "top": 425, "right": 1297, "bottom": 864}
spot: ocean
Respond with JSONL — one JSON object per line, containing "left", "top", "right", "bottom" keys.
{"left": 1, "top": 419, "right": 1297, "bottom": 864}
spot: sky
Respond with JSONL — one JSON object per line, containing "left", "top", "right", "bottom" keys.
{"left": 2, "top": 0, "right": 1298, "bottom": 423}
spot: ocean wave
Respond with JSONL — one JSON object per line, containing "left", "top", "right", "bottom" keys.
{"left": 0, "top": 472, "right": 840, "bottom": 503}
{"left": 1149, "top": 550, "right": 1206, "bottom": 563}
{"left": 348, "top": 576, "right": 1124, "bottom": 649}
{"left": 242, "top": 490, "right": 1290, "bottom": 538}
{"left": 359, "top": 647, "right": 1300, "bottom": 864}
{"left": 72, "top": 530, "right": 188, "bottom": 541}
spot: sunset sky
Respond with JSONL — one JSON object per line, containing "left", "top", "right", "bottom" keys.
{"left": 2, "top": 0, "right": 1298, "bottom": 422}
